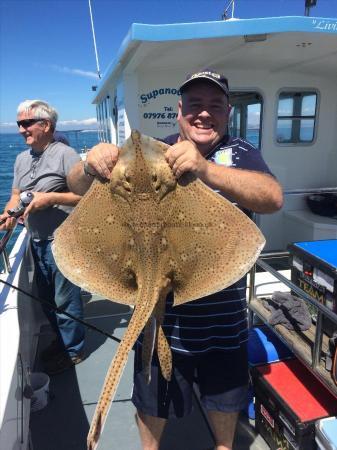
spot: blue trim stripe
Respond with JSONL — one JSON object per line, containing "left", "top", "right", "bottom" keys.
{"left": 131, "top": 16, "right": 337, "bottom": 42}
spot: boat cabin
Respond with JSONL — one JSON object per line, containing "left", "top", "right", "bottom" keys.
{"left": 92, "top": 16, "right": 337, "bottom": 251}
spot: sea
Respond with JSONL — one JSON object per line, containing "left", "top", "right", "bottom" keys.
{"left": 0, "top": 130, "right": 99, "bottom": 258}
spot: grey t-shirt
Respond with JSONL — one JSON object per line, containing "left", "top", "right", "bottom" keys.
{"left": 12, "top": 141, "right": 81, "bottom": 240}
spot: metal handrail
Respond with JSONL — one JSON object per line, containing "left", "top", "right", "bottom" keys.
{"left": 283, "top": 186, "right": 337, "bottom": 196}
{"left": 256, "top": 258, "right": 337, "bottom": 325}
{"left": 0, "top": 226, "right": 17, "bottom": 274}
{"left": 248, "top": 254, "right": 337, "bottom": 372}
{"left": 248, "top": 184, "right": 337, "bottom": 331}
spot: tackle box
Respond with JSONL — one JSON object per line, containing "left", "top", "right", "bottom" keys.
{"left": 288, "top": 239, "right": 337, "bottom": 336}
{"left": 251, "top": 358, "right": 337, "bottom": 450}
{"left": 246, "top": 325, "right": 294, "bottom": 419}
{"left": 315, "top": 416, "right": 337, "bottom": 450}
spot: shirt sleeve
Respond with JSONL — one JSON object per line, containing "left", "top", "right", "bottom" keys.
{"left": 12, "top": 154, "right": 22, "bottom": 190}
{"left": 62, "top": 147, "right": 82, "bottom": 176}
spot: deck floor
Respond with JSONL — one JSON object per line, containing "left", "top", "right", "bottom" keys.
{"left": 30, "top": 296, "right": 269, "bottom": 450}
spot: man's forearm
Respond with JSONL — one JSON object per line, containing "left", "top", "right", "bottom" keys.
{"left": 3, "top": 191, "right": 21, "bottom": 213}
{"left": 49, "top": 191, "right": 82, "bottom": 206}
{"left": 67, "top": 161, "right": 94, "bottom": 195}
{"left": 200, "top": 162, "right": 283, "bottom": 214}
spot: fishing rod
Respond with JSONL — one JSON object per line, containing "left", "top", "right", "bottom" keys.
{"left": 0, "top": 190, "right": 122, "bottom": 343}
{"left": 0, "top": 278, "right": 122, "bottom": 344}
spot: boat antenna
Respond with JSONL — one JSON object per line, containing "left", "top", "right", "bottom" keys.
{"left": 222, "top": 0, "right": 235, "bottom": 20}
{"left": 88, "top": 0, "right": 101, "bottom": 79}
{"left": 304, "top": 0, "right": 317, "bottom": 16}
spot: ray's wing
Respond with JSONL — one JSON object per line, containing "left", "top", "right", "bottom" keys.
{"left": 53, "top": 180, "right": 137, "bottom": 305}
{"left": 166, "top": 175, "right": 265, "bottom": 306}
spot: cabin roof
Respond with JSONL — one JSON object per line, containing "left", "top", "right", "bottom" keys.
{"left": 92, "top": 16, "right": 337, "bottom": 103}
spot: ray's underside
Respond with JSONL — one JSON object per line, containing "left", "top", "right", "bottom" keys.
{"left": 52, "top": 130, "right": 265, "bottom": 450}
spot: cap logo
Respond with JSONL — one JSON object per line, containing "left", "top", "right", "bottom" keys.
{"left": 191, "top": 71, "right": 221, "bottom": 80}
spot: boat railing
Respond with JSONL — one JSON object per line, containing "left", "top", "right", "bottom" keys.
{"left": 283, "top": 186, "right": 337, "bottom": 196}
{"left": 248, "top": 185, "right": 337, "bottom": 395}
{"left": 0, "top": 226, "right": 17, "bottom": 274}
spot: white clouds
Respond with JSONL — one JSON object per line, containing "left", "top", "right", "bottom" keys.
{"left": 1, "top": 122, "right": 16, "bottom": 127}
{"left": 49, "top": 64, "right": 99, "bottom": 79}
{"left": 58, "top": 118, "right": 97, "bottom": 126}
{"left": 57, "top": 117, "right": 98, "bottom": 131}
{"left": 248, "top": 111, "right": 261, "bottom": 128}
{"left": 0, "top": 117, "right": 98, "bottom": 133}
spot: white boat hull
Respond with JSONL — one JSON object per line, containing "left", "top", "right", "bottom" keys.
{"left": 0, "top": 229, "right": 44, "bottom": 450}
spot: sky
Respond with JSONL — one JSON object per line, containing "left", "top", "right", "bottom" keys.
{"left": 0, "top": 0, "right": 336, "bottom": 133}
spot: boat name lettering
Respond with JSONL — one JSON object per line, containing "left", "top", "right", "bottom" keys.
{"left": 140, "top": 88, "right": 181, "bottom": 104}
{"left": 312, "top": 19, "right": 337, "bottom": 31}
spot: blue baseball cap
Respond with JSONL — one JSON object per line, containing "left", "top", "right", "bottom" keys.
{"left": 180, "top": 69, "right": 229, "bottom": 97}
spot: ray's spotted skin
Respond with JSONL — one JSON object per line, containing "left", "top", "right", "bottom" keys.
{"left": 142, "top": 290, "right": 172, "bottom": 383}
{"left": 52, "top": 131, "right": 265, "bottom": 449}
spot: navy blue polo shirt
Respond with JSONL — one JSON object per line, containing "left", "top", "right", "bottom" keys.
{"left": 140, "top": 134, "right": 273, "bottom": 355}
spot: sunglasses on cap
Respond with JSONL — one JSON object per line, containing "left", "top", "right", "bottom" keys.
{"left": 17, "top": 118, "right": 46, "bottom": 128}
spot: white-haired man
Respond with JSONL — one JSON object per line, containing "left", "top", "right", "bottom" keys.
{"left": 0, "top": 100, "right": 85, "bottom": 374}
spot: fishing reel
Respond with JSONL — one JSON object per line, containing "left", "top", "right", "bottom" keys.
{"left": 0, "top": 191, "right": 34, "bottom": 226}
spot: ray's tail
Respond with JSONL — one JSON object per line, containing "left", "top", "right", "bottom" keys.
{"left": 87, "top": 292, "right": 157, "bottom": 450}
{"left": 142, "top": 294, "right": 172, "bottom": 382}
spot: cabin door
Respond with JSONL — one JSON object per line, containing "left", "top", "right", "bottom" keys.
{"left": 229, "top": 92, "right": 263, "bottom": 149}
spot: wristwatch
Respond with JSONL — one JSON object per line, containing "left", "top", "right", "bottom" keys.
{"left": 83, "top": 161, "right": 96, "bottom": 177}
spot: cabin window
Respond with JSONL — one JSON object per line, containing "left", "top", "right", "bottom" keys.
{"left": 229, "top": 92, "right": 263, "bottom": 149}
{"left": 277, "top": 92, "right": 317, "bottom": 144}
{"left": 102, "top": 100, "right": 107, "bottom": 140}
{"left": 96, "top": 104, "right": 103, "bottom": 142}
{"left": 97, "top": 97, "right": 112, "bottom": 143}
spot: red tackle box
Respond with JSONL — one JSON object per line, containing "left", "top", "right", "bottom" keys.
{"left": 251, "top": 358, "right": 337, "bottom": 450}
